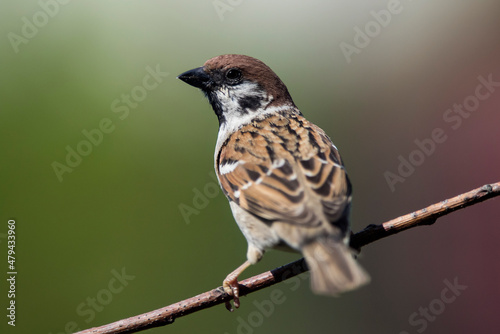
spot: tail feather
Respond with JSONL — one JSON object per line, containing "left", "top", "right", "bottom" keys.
{"left": 302, "top": 238, "right": 370, "bottom": 295}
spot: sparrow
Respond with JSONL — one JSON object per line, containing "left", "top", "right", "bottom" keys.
{"left": 178, "top": 54, "right": 369, "bottom": 310}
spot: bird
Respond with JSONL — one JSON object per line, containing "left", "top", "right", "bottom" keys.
{"left": 177, "top": 54, "right": 369, "bottom": 311}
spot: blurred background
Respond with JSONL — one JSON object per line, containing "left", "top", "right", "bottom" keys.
{"left": 1, "top": 1, "right": 499, "bottom": 333}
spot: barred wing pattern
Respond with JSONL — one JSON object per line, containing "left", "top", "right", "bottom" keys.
{"left": 216, "top": 111, "right": 352, "bottom": 239}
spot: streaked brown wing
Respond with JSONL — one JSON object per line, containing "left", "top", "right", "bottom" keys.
{"left": 217, "top": 113, "right": 351, "bottom": 231}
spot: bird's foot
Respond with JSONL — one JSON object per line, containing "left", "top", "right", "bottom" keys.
{"left": 222, "top": 260, "right": 252, "bottom": 311}
{"left": 223, "top": 275, "right": 241, "bottom": 312}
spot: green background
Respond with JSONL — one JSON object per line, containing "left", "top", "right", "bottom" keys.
{"left": 1, "top": 1, "right": 499, "bottom": 333}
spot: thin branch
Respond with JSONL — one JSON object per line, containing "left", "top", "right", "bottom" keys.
{"left": 76, "top": 182, "right": 500, "bottom": 334}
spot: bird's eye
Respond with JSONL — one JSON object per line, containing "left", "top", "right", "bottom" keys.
{"left": 225, "top": 68, "right": 242, "bottom": 82}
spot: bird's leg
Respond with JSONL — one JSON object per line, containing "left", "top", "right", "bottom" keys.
{"left": 223, "top": 260, "right": 251, "bottom": 311}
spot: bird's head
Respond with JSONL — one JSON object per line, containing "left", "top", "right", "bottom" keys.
{"left": 178, "top": 54, "right": 296, "bottom": 127}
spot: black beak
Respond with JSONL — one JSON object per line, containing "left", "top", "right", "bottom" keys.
{"left": 177, "top": 66, "right": 211, "bottom": 90}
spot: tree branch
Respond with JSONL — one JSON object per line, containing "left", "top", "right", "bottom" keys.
{"left": 75, "top": 182, "right": 500, "bottom": 334}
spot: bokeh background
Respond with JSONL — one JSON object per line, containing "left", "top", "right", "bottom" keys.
{"left": 1, "top": 1, "right": 499, "bottom": 333}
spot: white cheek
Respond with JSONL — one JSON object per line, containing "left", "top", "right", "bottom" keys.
{"left": 215, "top": 81, "right": 266, "bottom": 113}
{"left": 215, "top": 88, "right": 240, "bottom": 113}
{"left": 215, "top": 82, "right": 269, "bottom": 143}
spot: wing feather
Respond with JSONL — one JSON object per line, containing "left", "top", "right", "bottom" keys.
{"left": 217, "top": 113, "right": 351, "bottom": 233}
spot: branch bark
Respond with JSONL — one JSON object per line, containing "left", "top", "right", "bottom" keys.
{"left": 76, "top": 182, "right": 500, "bottom": 334}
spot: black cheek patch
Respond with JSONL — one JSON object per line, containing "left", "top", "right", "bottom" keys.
{"left": 238, "top": 95, "right": 262, "bottom": 112}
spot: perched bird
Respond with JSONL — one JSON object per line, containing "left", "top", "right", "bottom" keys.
{"left": 178, "top": 54, "right": 369, "bottom": 310}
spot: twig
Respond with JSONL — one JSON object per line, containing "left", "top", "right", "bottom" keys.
{"left": 75, "top": 182, "right": 500, "bottom": 334}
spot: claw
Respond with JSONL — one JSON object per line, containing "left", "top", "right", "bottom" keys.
{"left": 225, "top": 301, "right": 234, "bottom": 312}
{"left": 223, "top": 276, "right": 241, "bottom": 311}
{"left": 222, "top": 260, "right": 252, "bottom": 311}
